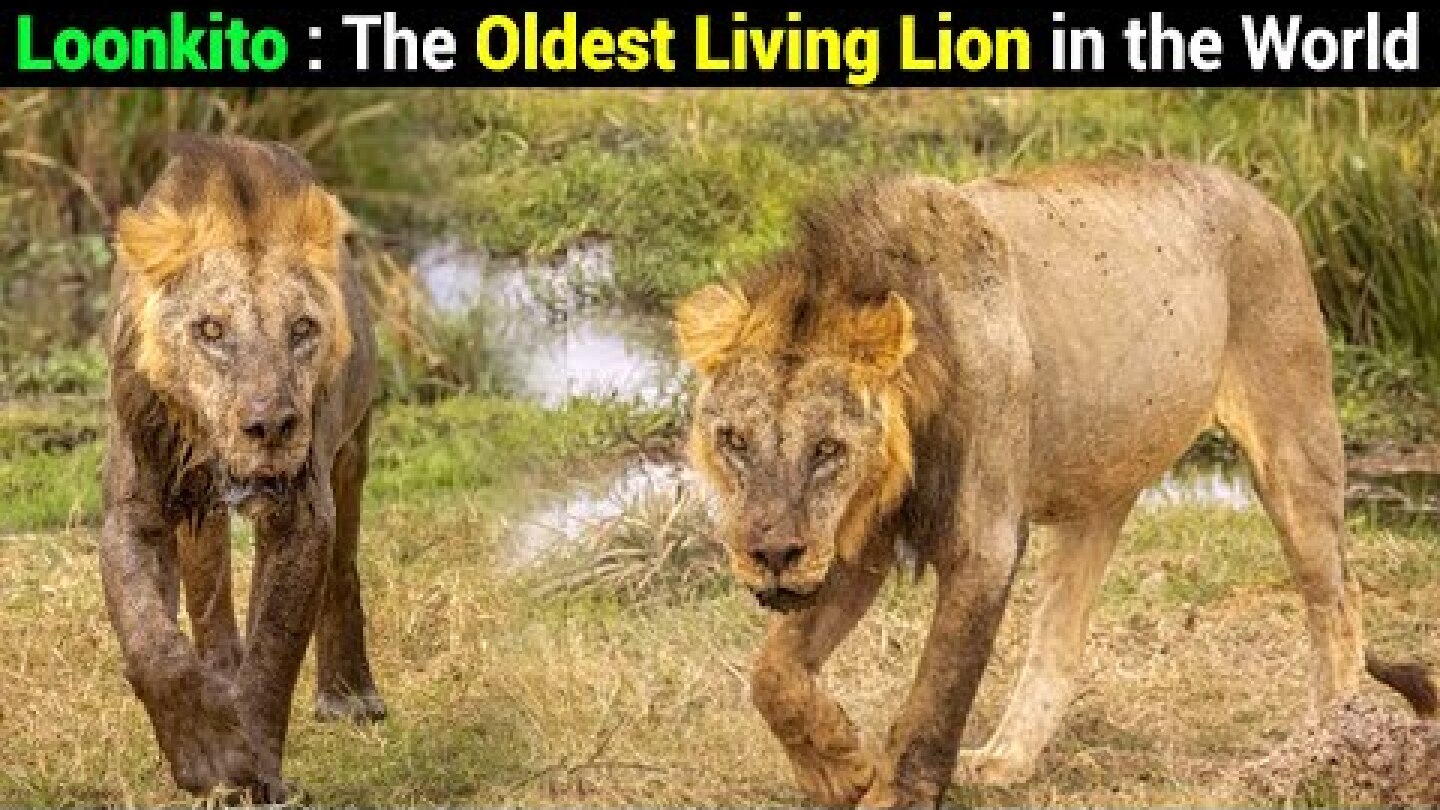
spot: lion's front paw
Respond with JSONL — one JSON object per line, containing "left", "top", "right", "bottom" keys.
{"left": 856, "top": 779, "right": 939, "bottom": 809}
{"left": 162, "top": 706, "right": 282, "bottom": 802}
{"left": 151, "top": 670, "right": 282, "bottom": 802}
{"left": 314, "top": 689, "right": 387, "bottom": 724}
{"left": 856, "top": 764, "right": 941, "bottom": 809}
{"left": 955, "top": 747, "right": 1036, "bottom": 787}
{"left": 790, "top": 748, "right": 876, "bottom": 808}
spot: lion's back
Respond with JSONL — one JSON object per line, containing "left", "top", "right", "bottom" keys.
{"left": 945, "top": 161, "right": 1313, "bottom": 517}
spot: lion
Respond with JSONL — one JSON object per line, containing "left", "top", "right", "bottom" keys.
{"left": 100, "top": 134, "right": 383, "bottom": 801}
{"left": 674, "top": 162, "right": 1437, "bottom": 808}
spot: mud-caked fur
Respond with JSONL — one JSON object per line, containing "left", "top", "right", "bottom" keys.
{"left": 101, "top": 133, "right": 383, "bottom": 801}
{"left": 676, "top": 162, "right": 1437, "bottom": 808}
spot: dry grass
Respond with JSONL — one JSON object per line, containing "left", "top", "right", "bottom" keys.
{"left": 0, "top": 500, "right": 1435, "bottom": 807}
{"left": 533, "top": 485, "right": 725, "bottom": 605}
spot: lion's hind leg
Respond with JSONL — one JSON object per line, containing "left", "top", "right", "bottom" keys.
{"left": 314, "top": 412, "right": 386, "bottom": 723}
{"left": 1214, "top": 264, "right": 1365, "bottom": 708}
{"left": 957, "top": 502, "right": 1131, "bottom": 786}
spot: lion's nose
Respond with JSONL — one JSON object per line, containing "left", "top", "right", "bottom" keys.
{"left": 750, "top": 540, "right": 806, "bottom": 576}
{"left": 241, "top": 401, "right": 299, "bottom": 447}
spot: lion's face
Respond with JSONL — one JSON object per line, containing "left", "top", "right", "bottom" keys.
{"left": 676, "top": 284, "right": 916, "bottom": 611}
{"left": 137, "top": 246, "right": 346, "bottom": 507}
{"left": 116, "top": 166, "right": 350, "bottom": 514}
{"left": 691, "top": 354, "right": 903, "bottom": 607}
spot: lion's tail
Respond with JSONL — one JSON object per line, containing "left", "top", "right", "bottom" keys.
{"left": 1366, "top": 650, "right": 1438, "bottom": 720}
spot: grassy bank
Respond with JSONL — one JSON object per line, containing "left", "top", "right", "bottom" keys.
{"left": 4, "top": 89, "right": 1437, "bottom": 395}
{"left": 1, "top": 500, "right": 1434, "bottom": 806}
{"left": 0, "top": 393, "right": 677, "bottom": 535}
{"left": 435, "top": 89, "right": 1440, "bottom": 382}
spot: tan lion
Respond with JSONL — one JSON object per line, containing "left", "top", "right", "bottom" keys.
{"left": 674, "top": 162, "right": 1436, "bottom": 808}
{"left": 101, "top": 134, "right": 383, "bottom": 801}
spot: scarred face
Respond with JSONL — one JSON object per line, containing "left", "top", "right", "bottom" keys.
{"left": 693, "top": 353, "right": 906, "bottom": 609}
{"left": 117, "top": 180, "right": 350, "bottom": 515}
{"left": 676, "top": 284, "right": 916, "bottom": 612}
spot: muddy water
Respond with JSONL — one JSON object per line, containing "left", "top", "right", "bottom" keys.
{"left": 414, "top": 241, "right": 691, "bottom": 559}
{"left": 515, "top": 460, "right": 1258, "bottom": 557}
{"left": 1137, "top": 465, "right": 1255, "bottom": 511}
{"left": 506, "top": 460, "right": 698, "bottom": 564}
{"left": 415, "top": 240, "right": 683, "bottom": 407}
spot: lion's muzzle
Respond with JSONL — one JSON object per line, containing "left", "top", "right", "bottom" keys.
{"left": 753, "top": 586, "right": 820, "bottom": 614}
{"left": 218, "top": 390, "right": 312, "bottom": 501}
{"left": 748, "top": 552, "right": 829, "bottom": 614}
{"left": 747, "top": 537, "right": 808, "bottom": 577}
{"left": 721, "top": 502, "right": 842, "bottom": 610}
{"left": 239, "top": 392, "right": 300, "bottom": 451}
{"left": 754, "top": 582, "right": 812, "bottom": 608}
{"left": 728, "top": 528, "right": 834, "bottom": 608}
{"left": 220, "top": 468, "right": 302, "bottom": 518}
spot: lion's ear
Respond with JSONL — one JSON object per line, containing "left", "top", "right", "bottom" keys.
{"left": 114, "top": 204, "right": 209, "bottom": 284}
{"left": 675, "top": 283, "right": 752, "bottom": 376}
{"left": 845, "top": 292, "right": 916, "bottom": 377}
{"left": 291, "top": 186, "right": 350, "bottom": 271}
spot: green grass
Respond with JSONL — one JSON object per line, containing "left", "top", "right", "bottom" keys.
{"left": 0, "top": 438, "right": 102, "bottom": 533}
{"left": 1331, "top": 338, "right": 1440, "bottom": 444}
{"left": 437, "top": 89, "right": 1019, "bottom": 303}
{"left": 0, "top": 393, "right": 678, "bottom": 535}
{"left": 431, "top": 89, "right": 1440, "bottom": 374}
{"left": 0, "top": 398, "right": 103, "bottom": 533}
{"left": 365, "top": 393, "right": 678, "bottom": 509}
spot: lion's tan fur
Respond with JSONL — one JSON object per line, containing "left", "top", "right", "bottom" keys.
{"left": 676, "top": 162, "right": 1436, "bottom": 806}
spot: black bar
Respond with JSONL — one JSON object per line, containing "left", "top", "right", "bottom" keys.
{"left": 0, "top": 6, "right": 1431, "bottom": 87}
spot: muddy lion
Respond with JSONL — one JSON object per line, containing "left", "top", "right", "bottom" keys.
{"left": 101, "top": 134, "right": 383, "bottom": 800}
{"left": 675, "top": 161, "right": 1436, "bottom": 807}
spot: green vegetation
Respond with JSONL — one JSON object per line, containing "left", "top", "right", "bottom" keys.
{"left": 0, "top": 89, "right": 428, "bottom": 383}
{"left": 366, "top": 394, "right": 677, "bottom": 508}
{"left": 0, "top": 393, "right": 677, "bottom": 534}
{"left": 1332, "top": 339, "right": 1440, "bottom": 444}
{"left": 436, "top": 89, "right": 1440, "bottom": 383}
{"left": 0, "top": 398, "right": 103, "bottom": 532}
{"left": 2, "top": 88, "right": 1435, "bottom": 535}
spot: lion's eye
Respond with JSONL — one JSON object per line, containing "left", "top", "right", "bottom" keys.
{"left": 193, "top": 318, "right": 224, "bottom": 343}
{"left": 290, "top": 317, "right": 319, "bottom": 346}
{"left": 813, "top": 439, "right": 846, "bottom": 466}
{"left": 717, "top": 426, "right": 747, "bottom": 456}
